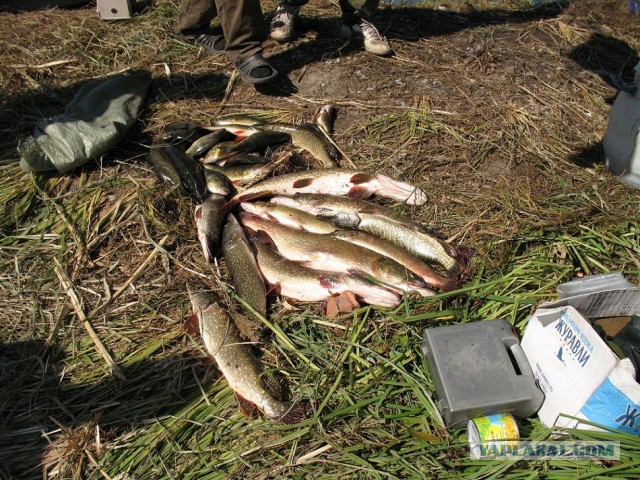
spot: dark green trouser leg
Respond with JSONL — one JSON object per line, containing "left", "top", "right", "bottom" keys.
{"left": 339, "top": 0, "right": 380, "bottom": 23}
{"left": 215, "top": 0, "right": 267, "bottom": 64}
{"left": 176, "top": 0, "right": 267, "bottom": 65}
{"left": 176, "top": 0, "right": 218, "bottom": 33}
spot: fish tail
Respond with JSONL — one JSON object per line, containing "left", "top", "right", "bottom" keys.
{"left": 373, "top": 174, "right": 428, "bottom": 205}
{"left": 275, "top": 400, "right": 313, "bottom": 424}
{"left": 446, "top": 245, "right": 475, "bottom": 280}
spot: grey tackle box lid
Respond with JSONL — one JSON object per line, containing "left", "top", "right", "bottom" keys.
{"left": 421, "top": 319, "right": 544, "bottom": 428}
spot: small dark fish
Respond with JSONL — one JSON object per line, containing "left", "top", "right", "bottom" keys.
{"left": 204, "top": 169, "right": 235, "bottom": 196}
{"left": 228, "top": 130, "right": 291, "bottom": 155}
{"left": 204, "top": 163, "right": 275, "bottom": 186}
{"left": 218, "top": 153, "right": 271, "bottom": 167}
{"left": 214, "top": 113, "right": 266, "bottom": 126}
{"left": 147, "top": 147, "right": 188, "bottom": 196}
{"left": 262, "top": 122, "right": 338, "bottom": 168}
{"left": 163, "top": 145, "right": 208, "bottom": 203}
{"left": 185, "top": 129, "right": 229, "bottom": 158}
{"left": 314, "top": 105, "right": 336, "bottom": 136}
{"left": 202, "top": 140, "right": 239, "bottom": 164}
{"left": 195, "top": 194, "right": 228, "bottom": 261}
{"left": 162, "top": 123, "right": 211, "bottom": 146}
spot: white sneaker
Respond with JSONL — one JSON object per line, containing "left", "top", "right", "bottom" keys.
{"left": 341, "top": 19, "right": 392, "bottom": 56}
{"left": 270, "top": 5, "right": 299, "bottom": 42}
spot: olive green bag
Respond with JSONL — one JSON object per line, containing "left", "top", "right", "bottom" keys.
{"left": 19, "top": 69, "right": 151, "bottom": 173}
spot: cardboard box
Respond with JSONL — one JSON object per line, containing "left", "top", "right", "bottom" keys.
{"left": 521, "top": 278, "right": 640, "bottom": 434}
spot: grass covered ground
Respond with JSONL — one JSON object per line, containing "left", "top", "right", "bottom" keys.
{"left": 1, "top": 0, "right": 640, "bottom": 478}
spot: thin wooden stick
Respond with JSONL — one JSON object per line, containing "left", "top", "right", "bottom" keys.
{"left": 54, "top": 258, "right": 124, "bottom": 380}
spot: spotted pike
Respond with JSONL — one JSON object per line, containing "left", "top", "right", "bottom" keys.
{"left": 261, "top": 122, "right": 338, "bottom": 168}
{"left": 252, "top": 239, "right": 401, "bottom": 307}
{"left": 195, "top": 194, "right": 228, "bottom": 262}
{"left": 330, "top": 229, "right": 458, "bottom": 291}
{"left": 147, "top": 147, "right": 188, "bottom": 196}
{"left": 229, "top": 168, "right": 428, "bottom": 206}
{"left": 240, "top": 202, "right": 339, "bottom": 234}
{"left": 221, "top": 214, "right": 267, "bottom": 333}
{"left": 240, "top": 213, "right": 435, "bottom": 296}
{"left": 189, "top": 287, "right": 307, "bottom": 423}
{"left": 271, "top": 194, "right": 459, "bottom": 274}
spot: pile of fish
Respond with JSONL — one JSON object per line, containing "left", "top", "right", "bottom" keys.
{"left": 148, "top": 107, "right": 470, "bottom": 423}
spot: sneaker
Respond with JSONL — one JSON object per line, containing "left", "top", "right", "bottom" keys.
{"left": 270, "top": 5, "right": 300, "bottom": 42}
{"left": 341, "top": 19, "right": 392, "bottom": 56}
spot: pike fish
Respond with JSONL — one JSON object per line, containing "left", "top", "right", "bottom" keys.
{"left": 195, "top": 194, "right": 228, "bottom": 262}
{"left": 189, "top": 287, "right": 307, "bottom": 423}
{"left": 240, "top": 202, "right": 339, "bottom": 234}
{"left": 221, "top": 214, "right": 267, "bottom": 332}
{"left": 261, "top": 122, "right": 338, "bottom": 168}
{"left": 271, "top": 194, "right": 459, "bottom": 274}
{"left": 229, "top": 168, "right": 428, "bottom": 206}
{"left": 240, "top": 213, "right": 435, "bottom": 296}
{"left": 330, "top": 229, "right": 459, "bottom": 291}
{"left": 147, "top": 147, "right": 189, "bottom": 196}
{"left": 163, "top": 145, "right": 208, "bottom": 203}
{"left": 252, "top": 239, "right": 401, "bottom": 307}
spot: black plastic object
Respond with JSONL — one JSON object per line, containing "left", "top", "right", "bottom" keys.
{"left": 421, "top": 319, "right": 544, "bottom": 428}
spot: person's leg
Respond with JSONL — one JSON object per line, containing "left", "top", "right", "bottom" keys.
{"left": 176, "top": 0, "right": 219, "bottom": 34}
{"left": 270, "top": 0, "right": 308, "bottom": 42}
{"left": 339, "top": 0, "right": 392, "bottom": 56}
{"left": 215, "top": 0, "right": 278, "bottom": 83}
{"left": 176, "top": 0, "right": 227, "bottom": 55}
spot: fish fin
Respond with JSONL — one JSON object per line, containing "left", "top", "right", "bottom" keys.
{"left": 446, "top": 245, "right": 475, "bottom": 279}
{"left": 265, "top": 212, "right": 282, "bottom": 224}
{"left": 346, "top": 268, "right": 367, "bottom": 277}
{"left": 184, "top": 314, "right": 201, "bottom": 336}
{"left": 265, "top": 283, "right": 281, "bottom": 296}
{"left": 235, "top": 393, "right": 259, "bottom": 418}
{"left": 350, "top": 173, "right": 375, "bottom": 184}
{"left": 276, "top": 401, "right": 313, "bottom": 424}
{"left": 246, "top": 229, "right": 273, "bottom": 245}
{"left": 317, "top": 274, "right": 340, "bottom": 290}
{"left": 347, "top": 186, "right": 372, "bottom": 200}
{"left": 323, "top": 292, "right": 360, "bottom": 319}
{"left": 262, "top": 373, "right": 284, "bottom": 401}
{"left": 292, "top": 178, "right": 314, "bottom": 188}
{"left": 217, "top": 197, "right": 239, "bottom": 213}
